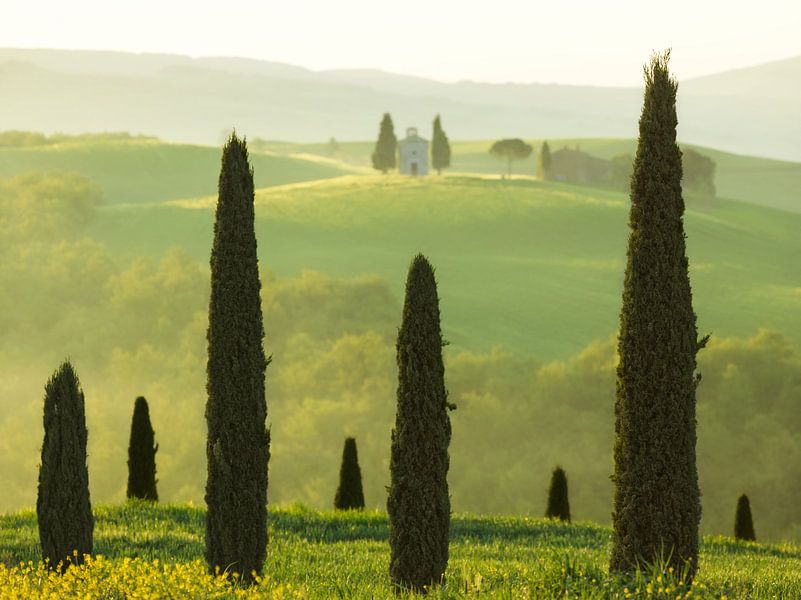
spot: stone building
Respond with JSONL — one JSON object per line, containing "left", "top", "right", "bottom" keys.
{"left": 399, "top": 127, "right": 429, "bottom": 176}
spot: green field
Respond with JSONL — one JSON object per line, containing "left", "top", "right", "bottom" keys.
{"left": 3, "top": 136, "right": 801, "bottom": 556}
{"left": 89, "top": 174, "right": 801, "bottom": 358}
{"left": 0, "top": 137, "right": 358, "bottom": 205}
{"left": 257, "top": 138, "right": 801, "bottom": 214}
{"left": 1, "top": 503, "right": 799, "bottom": 598}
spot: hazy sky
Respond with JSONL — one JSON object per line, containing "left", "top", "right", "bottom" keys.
{"left": 4, "top": 0, "right": 800, "bottom": 86}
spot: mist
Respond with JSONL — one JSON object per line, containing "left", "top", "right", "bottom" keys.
{"left": 1, "top": 172, "right": 800, "bottom": 542}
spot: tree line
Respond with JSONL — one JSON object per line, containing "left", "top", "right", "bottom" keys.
{"left": 27, "top": 50, "right": 762, "bottom": 591}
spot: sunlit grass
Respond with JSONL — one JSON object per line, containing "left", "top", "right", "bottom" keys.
{"left": 1, "top": 503, "right": 800, "bottom": 598}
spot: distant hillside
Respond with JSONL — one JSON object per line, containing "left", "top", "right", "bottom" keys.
{"left": 259, "top": 138, "right": 801, "bottom": 214}
{"left": 0, "top": 135, "right": 357, "bottom": 204}
{"left": 90, "top": 175, "right": 801, "bottom": 357}
{"left": 1, "top": 48, "right": 799, "bottom": 161}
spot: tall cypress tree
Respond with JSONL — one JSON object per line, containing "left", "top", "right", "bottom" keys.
{"left": 610, "top": 51, "right": 705, "bottom": 580}
{"left": 545, "top": 466, "right": 570, "bottom": 523}
{"left": 37, "top": 361, "right": 93, "bottom": 573}
{"left": 126, "top": 396, "right": 158, "bottom": 502}
{"left": 734, "top": 494, "right": 756, "bottom": 541}
{"left": 334, "top": 437, "right": 365, "bottom": 510}
{"left": 371, "top": 113, "right": 397, "bottom": 174}
{"left": 388, "top": 254, "right": 453, "bottom": 593}
{"left": 205, "top": 132, "right": 270, "bottom": 582}
{"left": 431, "top": 115, "right": 451, "bottom": 175}
{"left": 536, "top": 141, "right": 552, "bottom": 180}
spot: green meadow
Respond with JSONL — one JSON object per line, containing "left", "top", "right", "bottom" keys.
{"left": 256, "top": 137, "right": 801, "bottom": 214}
{"left": 3, "top": 133, "right": 801, "bottom": 597}
{"left": 0, "top": 136, "right": 357, "bottom": 205}
{"left": 90, "top": 174, "right": 801, "bottom": 357}
{"left": 2, "top": 503, "right": 800, "bottom": 598}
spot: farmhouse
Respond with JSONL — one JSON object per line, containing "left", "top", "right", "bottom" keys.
{"left": 399, "top": 127, "right": 429, "bottom": 176}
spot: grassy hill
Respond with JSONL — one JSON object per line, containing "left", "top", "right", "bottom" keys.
{"left": 3, "top": 48, "right": 801, "bottom": 161}
{"left": 1, "top": 503, "right": 799, "bottom": 598}
{"left": 258, "top": 138, "right": 801, "bottom": 214}
{"left": 89, "top": 174, "right": 801, "bottom": 358}
{"left": 0, "top": 137, "right": 357, "bottom": 204}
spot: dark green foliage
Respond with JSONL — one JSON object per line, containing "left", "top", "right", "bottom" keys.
{"left": 334, "top": 437, "right": 365, "bottom": 510}
{"left": 682, "top": 148, "right": 717, "bottom": 199}
{"left": 489, "top": 138, "right": 533, "bottom": 178}
{"left": 371, "top": 113, "right": 397, "bottom": 173}
{"left": 609, "top": 149, "right": 716, "bottom": 200}
{"left": 126, "top": 396, "right": 159, "bottom": 502}
{"left": 37, "top": 361, "right": 93, "bottom": 572}
{"left": 610, "top": 153, "right": 634, "bottom": 189}
{"left": 431, "top": 115, "right": 451, "bottom": 175}
{"left": 388, "top": 254, "right": 453, "bottom": 592}
{"left": 610, "top": 51, "right": 704, "bottom": 580}
{"left": 734, "top": 494, "right": 756, "bottom": 541}
{"left": 536, "top": 140, "right": 552, "bottom": 179}
{"left": 545, "top": 466, "right": 570, "bottom": 523}
{"left": 205, "top": 133, "right": 270, "bottom": 582}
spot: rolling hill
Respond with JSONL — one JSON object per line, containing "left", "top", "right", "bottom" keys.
{"left": 255, "top": 137, "right": 801, "bottom": 214}
{"left": 1, "top": 48, "right": 799, "bottom": 160}
{"left": 88, "top": 174, "right": 801, "bottom": 358}
{"left": 0, "top": 136, "right": 358, "bottom": 204}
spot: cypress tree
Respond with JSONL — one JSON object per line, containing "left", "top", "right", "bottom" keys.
{"left": 536, "top": 140, "right": 552, "bottom": 180}
{"left": 37, "top": 361, "right": 93, "bottom": 573}
{"left": 734, "top": 494, "right": 756, "bottom": 541}
{"left": 205, "top": 132, "right": 270, "bottom": 582}
{"left": 126, "top": 396, "right": 159, "bottom": 502}
{"left": 610, "top": 51, "right": 705, "bottom": 580}
{"left": 334, "top": 437, "right": 365, "bottom": 510}
{"left": 388, "top": 254, "right": 453, "bottom": 592}
{"left": 431, "top": 115, "right": 451, "bottom": 175}
{"left": 545, "top": 466, "right": 570, "bottom": 523}
{"left": 371, "top": 113, "right": 397, "bottom": 173}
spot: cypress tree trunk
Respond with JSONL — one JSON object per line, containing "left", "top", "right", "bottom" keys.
{"left": 610, "top": 51, "right": 704, "bottom": 580}
{"left": 37, "top": 361, "right": 93, "bottom": 573}
{"left": 334, "top": 437, "right": 365, "bottom": 510}
{"left": 388, "top": 254, "right": 453, "bottom": 592}
{"left": 734, "top": 494, "right": 756, "bottom": 541}
{"left": 205, "top": 133, "right": 270, "bottom": 582}
{"left": 126, "top": 396, "right": 158, "bottom": 501}
{"left": 545, "top": 466, "right": 570, "bottom": 523}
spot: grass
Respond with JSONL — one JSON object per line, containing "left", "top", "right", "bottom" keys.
{"left": 257, "top": 138, "right": 801, "bottom": 214}
{"left": 1, "top": 502, "right": 799, "bottom": 598}
{"left": 88, "top": 174, "right": 801, "bottom": 358}
{"left": 0, "top": 137, "right": 357, "bottom": 205}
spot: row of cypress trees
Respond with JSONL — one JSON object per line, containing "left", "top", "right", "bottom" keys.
{"left": 31, "top": 49, "right": 756, "bottom": 591}
{"left": 37, "top": 365, "right": 158, "bottom": 572}
{"left": 203, "top": 133, "right": 455, "bottom": 588}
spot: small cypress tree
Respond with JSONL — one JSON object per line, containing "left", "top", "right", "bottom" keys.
{"left": 545, "top": 466, "right": 570, "bottom": 523}
{"left": 388, "top": 254, "right": 453, "bottom": 593}
{"left": 734, "top": 494, "right": 756, "bottom": 541}
{"left": 37, "top": 361, "right": 93, "bottom": 573}
{"left": 334, "top": 437, "right": 365, "bottom": 510}
{"left": 205, "top": 132, "right": 270, "bottom": 582}
{"left": 126, "top": 396, "right": 159, "bottom": 502}
{"left": 371, "top": 113, "right": 397, "bottom": 173}
{"left": 610, "top": 50, "right": 704, "bottom": 581}
{"left": 431, "top": 115, "right": 451, "bottom": 175}
{"left": 536, "top": 140, "right": 552, "bottom": 180}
